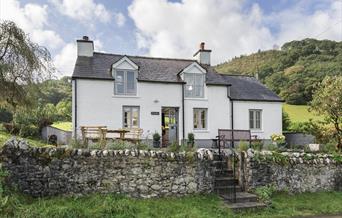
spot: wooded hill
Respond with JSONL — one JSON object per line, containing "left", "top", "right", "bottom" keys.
{"left": 215, "top": 39, "right": 342, "bottom": 105}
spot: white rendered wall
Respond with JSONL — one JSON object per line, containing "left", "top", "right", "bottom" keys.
{"left": 233, "top": 101, "right": 282, "bottom": 139}
{"left": 184, "top": 85, "right": 230, "bottom": 139}
{"left": 75, "top": 79, "right": 183, "bottom": 140}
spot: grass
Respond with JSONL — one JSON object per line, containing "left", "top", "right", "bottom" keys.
{"left": 1, "top": 192, "right": 342, "bottom": 218}
{"left": 0, "top": 126, "right": 50, "bottom": 148}
{"left": 283, "top": 103, "right": 324, "bottom": 123}
{"left": 51, "top": 121, "right": 72, "bottom": 131}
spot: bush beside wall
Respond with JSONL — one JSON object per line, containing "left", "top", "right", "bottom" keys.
{"left": 239, "top": 150, "right": 342, "bottom": 193}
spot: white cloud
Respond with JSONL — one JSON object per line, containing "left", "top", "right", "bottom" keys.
{"left": 114, "top": 12, "right": 126, "bottom": 27}
{"left": 128, "top": 0, "right": 342, "bottom": 64}
{"left": 0, "top": 0, "right": 64, "bottom": 49}
{"left": 54, "top": 38, "right": 104, "bottom": 77}
{"left": 50, "top": 0, "right": 111, "bottom": 23}
{"left": 53, "top": 42, "right": 76, "bottom": 77}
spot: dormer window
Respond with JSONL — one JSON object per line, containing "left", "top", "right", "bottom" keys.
{"left": 112, "top": 56, "right": 139, "bottom": 96}
{"left": 184, "top": 73, "right": 205, "bottom": 98}
{"left": 114, "top": 70, "right": 137, "bottom": 95}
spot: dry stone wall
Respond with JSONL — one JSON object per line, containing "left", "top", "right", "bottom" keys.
{"left": 0, "top": 139, "right": 214, "bottom": 198}
{"left": 239, "top": 149, "right": 342, "bottom": 193}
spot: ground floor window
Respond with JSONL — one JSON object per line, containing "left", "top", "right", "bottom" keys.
{"left": 193, "top": 108, "right": 207, "bottom": 130}
{"left": 249, "top": 109, "right": 262, "bottom": 130}
{"left": 123, "top": 106, "right": 139, "bottom": 128}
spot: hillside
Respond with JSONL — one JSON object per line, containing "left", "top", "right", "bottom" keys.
{"left": 216, "top": 39, "right": 342, "bottom": 104}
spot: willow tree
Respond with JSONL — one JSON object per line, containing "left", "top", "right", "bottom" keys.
{"left": 0, "top": 21, "right": 54, "bottom": 112}
{"left": 310, "top": 76, "right": 342, "bottom": 151}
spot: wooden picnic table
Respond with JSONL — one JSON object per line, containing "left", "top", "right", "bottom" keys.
{"left": 107, "top": 129, "right": 130, "bottom": 140}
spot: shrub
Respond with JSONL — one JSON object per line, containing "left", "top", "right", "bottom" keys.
{"left": 237, "top": 141, "right": 249, "bottom": 152}
{"left": 251, "top": 140, "right": 263, "bottom": 151}
{"left": 152, "top": 132, "right": 160, "bottom": 142}
{"left": 264, "top": 143, "right": 279, "bottom": 151}
{"left": 18, "top": 125, "right": 39, "bottom": 138}
{"left": 187, "top": 133, "right": 195, "bottom": 147}
{"left": 167, "top": 142, "right": 180, "bottom": 152}
{"left": 106, "top": 140, "right": 135, "bottom": 150}
{"left": 88, "top": 142, "right": 102, "bottom": 150}
{"left": 69, "top": 138, "right": 84, "bottom": 149}
{"left": 254, "top": 184, "right": 276, "bottom": 204}
{"left": 322, "top": 142, "right": 337, "bottom": 154}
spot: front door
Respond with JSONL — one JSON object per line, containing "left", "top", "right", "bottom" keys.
{"left": 161, "top": 107, "right": 179, "bottom": 147}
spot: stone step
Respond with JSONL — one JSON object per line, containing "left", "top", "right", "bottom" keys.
{"left": 215, "top": 177, "right": 238, "bottom": 186}
{"left": 215, "top": 169, "right": 233, "bottom": 177}
{"left": 226, "top": 201, "right": 266, "bottom": 211}
{"left": 214, "top": 185, "right": 241, "bottom": 194}
{"left": 220, "top": 192, "right": 258, "bottom": 203}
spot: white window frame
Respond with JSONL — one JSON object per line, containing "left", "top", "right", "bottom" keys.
{"left": 184, "top": 73, "right": 205, "bottom": 98}
{"left": 123, "top": 106, "right": 140, "bottom": 128}
{"left": 193, "top": 108, "right": 208, "bottom": 130}
{"left": 114, "top": 70, "right": 137, "bottom": 96}
{"left": 249, "top": 109, "right": 262, "bottom": 130}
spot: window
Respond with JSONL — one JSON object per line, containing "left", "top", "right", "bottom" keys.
{"left": 114, "top": 70, "right": 137, "bottom": 95}
{"left": 123, "top": 106, "right": 139, "bottom": 128}
{"left": 249, "top": 110, "right": 262, "bottom": 130}
{"left": 184, "top": 73, "right": 204, "bottom": 98}
{"left": 193, "top": 108, "right": 207, "bottom": 130}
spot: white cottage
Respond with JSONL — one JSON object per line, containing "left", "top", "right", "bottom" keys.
{"left": 72, "top": 37, "right": 283, "bottom": 147}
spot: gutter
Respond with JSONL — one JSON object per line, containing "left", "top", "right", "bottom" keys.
{"left": 227, "top": 86, "right": 235, "bottom": 148}
{"left": 182, "top": 83, "right": 185, "bottom": 144}
{"left": 74, "top": 79, "right": 77, "bottom": 139}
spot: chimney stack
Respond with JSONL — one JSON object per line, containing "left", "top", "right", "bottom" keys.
{"left": 77, "top": 35, "right": 93, "bottom": 57}
{"left": 193, "top": 42, "right": 211, "bottom": 65}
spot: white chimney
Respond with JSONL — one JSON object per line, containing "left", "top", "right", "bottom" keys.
{"left": 77, "top": 36, "right": 93, "bottom": 57}
{"left": 193, "top": 42, "right": 211, "bottom": 65}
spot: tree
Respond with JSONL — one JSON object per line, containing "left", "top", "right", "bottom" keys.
{"left": 310, "top": 76, "right": 342, "bottom": 151}
{"left": 0, "top": 20, "right": 54, "bottom": 111}
{"left": 282, "top": 109, "right": 291, "bottom": 131}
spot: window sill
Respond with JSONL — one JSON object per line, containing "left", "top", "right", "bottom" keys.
{"left": 185, "top": 98, "right": 208, "bottom": 101}
{"left": 112, "top": 95, "right": 140, "bottom": 98}
{"left": 193, "top": 129, "right": 210, "bottom": 133}
{"left": 250, "top": 129, "right": 264, "bottom": 133}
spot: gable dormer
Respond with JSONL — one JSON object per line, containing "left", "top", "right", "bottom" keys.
{"left": 112, "top": 56, "right": 139, "bottom": 96}
{"left": 180, "top": 62, "right": 206, "bottom": 98}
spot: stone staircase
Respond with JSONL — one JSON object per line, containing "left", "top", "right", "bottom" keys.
{"left": 213, "top": 155, "right": 266, "bottom": 211}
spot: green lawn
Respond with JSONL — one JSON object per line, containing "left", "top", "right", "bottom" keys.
{"left": 1, "top": 192, "right": 342, "bottom": 218}
{"left": 51, "top": 121, "right": 72, "bottom": 131}
{"left": 283, "top": 104, "right": 324, "bottom": 123}
{"left": 0, "top": 127, "right": 50, "bottom": 148}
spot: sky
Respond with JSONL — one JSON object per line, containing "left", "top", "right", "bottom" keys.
{"left": 0, "top": 0, "right": 341, "bottom": 77}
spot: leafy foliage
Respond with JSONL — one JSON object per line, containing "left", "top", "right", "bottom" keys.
{"left": 310, "top": 76, "right": 342, "bottom": 150}
{"left": 216, "top": 38, "right": 342, "bottom": 104}
{"left": 0, "top": 21, "right": 54, "bottom": 110}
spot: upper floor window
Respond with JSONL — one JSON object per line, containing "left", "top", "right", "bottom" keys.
{"left": 249, "top": 109, "right": 262, "bottom": 130}
{"left": 114, "top": 70, "right": 137, "bottom": 95}
{"left": 184, "top": 73, "right": 204, "bottom": 98}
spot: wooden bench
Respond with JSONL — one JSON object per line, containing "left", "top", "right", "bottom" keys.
{"left": 80, "top": 126, "right": 107, "bottom": 147}
{"left": 123, "top": 128, "right": 143, "bottom": 144}
{"left": 216, "top": 129, "right": 251, "bottom": 149}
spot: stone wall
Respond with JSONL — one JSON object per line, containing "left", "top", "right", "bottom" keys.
{"left": 0, "top": 139, "right": 214, "bottom": 198}
{"left": 240, "top": 150, "right": 342, "bottom": 193}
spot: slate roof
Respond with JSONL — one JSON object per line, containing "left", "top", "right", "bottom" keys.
{"left": 72, "top": 52, "right": 283, "bottom": 102}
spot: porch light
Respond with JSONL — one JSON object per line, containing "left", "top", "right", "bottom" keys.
{"left": 188, "top": 85, "right": 193, "bottom": 91}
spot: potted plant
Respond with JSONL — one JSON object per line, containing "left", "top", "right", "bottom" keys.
{"left": 270, "top": 133, "right": 286, "bottom": 147}
{"left": 153, "top": 132, "right": 161, "bottom": 148}
{"left": 187, "top": 133, "right": 195, "bottom": 148}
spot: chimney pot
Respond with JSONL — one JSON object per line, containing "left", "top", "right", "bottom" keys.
{"left": 83, "top": 36, "right": 89, "bottom": 41}
{"left": 200, "top": 42, "right": 205, "bottom": 50}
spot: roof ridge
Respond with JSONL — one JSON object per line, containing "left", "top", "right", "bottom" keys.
{"left": 218, "top": 73, "right": 255, "bottom": 77}
{"left": 93, "top": 52, "right": 195, "bottom": 62}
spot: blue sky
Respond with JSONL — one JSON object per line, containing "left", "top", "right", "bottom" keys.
{"left": 0, "top": 0, "right": 341, "bottom": 77}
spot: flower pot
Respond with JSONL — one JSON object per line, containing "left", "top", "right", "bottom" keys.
{"left": 153, "top": 140, "right": 160, "bottom": 148}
